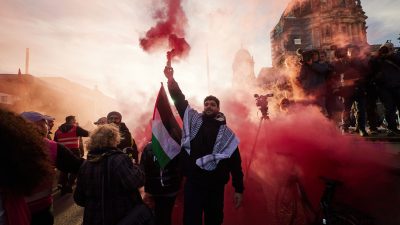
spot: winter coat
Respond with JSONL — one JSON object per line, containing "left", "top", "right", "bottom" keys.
{"left": 167, "top": 78, "right": 244, "bottom": 193}
{"left": 74, "top": 148, "right": 145, "bottom": 225}
{"left": 140, "top": 142, "right": 182, "bottom": 196}
{"left": 370, "top": 54, "right": 400, "bottom": 89}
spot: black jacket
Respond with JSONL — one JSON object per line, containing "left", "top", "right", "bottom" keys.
{"left": 56, "top": 143, "right": 84, "bottom": 173}
{"left": 298, "top": 63, "right": 326, "bottom": 95}
{"left": 167, "top": 78, "right": 244, "bottom": 193}
{"left": 117, "top": 122, "right": 135, "bottom": 150}
{"left": 74, "top": 148, "right": 144, "bottom": 225}
{"left": 370, "top": 54, "right": 400, "bottom": 89}
{"left": 140, "top": 142, "right": 182, "bottom": 195}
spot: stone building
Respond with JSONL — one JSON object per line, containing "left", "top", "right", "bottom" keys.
{"left": 271, "top": 0, "right": 368, "bottom": 67}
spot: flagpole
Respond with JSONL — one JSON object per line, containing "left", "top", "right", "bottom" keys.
{"left": 206, "top": 44, "right": 210, "bottom": 94}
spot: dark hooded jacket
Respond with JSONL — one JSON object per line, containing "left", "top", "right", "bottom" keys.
{"left": 74, "top": 148, "right": 144, "bottom": 225}
{"left": 117, "top": 122, "right": 134, "bottom": 150}
{"left": 298, "top": 63, "right": 327, "bottom": 96}
{"left": 370, "top": 53, "right": 400, "bottom": 89}
{"left": 140, "top": 142, "right": 182, "bottom": 196}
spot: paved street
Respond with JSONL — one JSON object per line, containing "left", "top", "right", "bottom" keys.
{"left": 53, "top": 191, "right": 83, "bottom": 225}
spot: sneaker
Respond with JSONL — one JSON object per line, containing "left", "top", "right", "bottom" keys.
{"left": 359, "top": 129, "right": 369, "bottom": 137}
{"left": 369, "top": 128, "right": 378, "bottom": 135}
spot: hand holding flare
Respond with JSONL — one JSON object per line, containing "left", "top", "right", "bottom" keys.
{"left": 164, "top": 52, "right": 174, "bottom": 80}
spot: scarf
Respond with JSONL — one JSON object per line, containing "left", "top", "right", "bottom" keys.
{"left": 182, "top": 106, "right": 239, "bottom": 171}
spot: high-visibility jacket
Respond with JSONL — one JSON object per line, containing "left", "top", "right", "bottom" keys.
{"left": 55, "top": 125, "right": 79, "bottom": 149}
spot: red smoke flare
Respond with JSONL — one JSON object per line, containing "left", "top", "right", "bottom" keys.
{"left": 131, "top": 88, "right": 400, "bottom": 225}
{"left": 139, "top": 0, "right": 190, "bottom": 64}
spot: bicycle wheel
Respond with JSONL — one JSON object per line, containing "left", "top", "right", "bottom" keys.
{"left": 275, "top": 180, "right": 298, "bottom": 225}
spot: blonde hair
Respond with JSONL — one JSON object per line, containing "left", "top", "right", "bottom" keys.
{"left": 87, "top": 124, "right": 121, "bottom": 150}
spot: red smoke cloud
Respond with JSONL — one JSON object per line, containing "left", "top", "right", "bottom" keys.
{"left": 220, "top": 93, "right": 400, "bottom": 225}
{"left": 131, "top": 87, "right": 400, "bottom": 225}
{"left": 139, "top": 0, "right": 190, "bottom": 63}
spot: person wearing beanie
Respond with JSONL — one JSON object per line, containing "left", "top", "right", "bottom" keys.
{"left": 54, "top": 115, "right": 89, "bottom": 195}
{"left": 93, "top": 117, "right": 107, "bottom": 126}
{"left": 107, "top": 111, "right": 139, "bottom": 163}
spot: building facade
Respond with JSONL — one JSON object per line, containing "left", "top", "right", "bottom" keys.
{"left": 271, "top": 0, "right": 368, "bottom": 67}
{"left": 232, "top": 48, "right": 256, "bottom": 88}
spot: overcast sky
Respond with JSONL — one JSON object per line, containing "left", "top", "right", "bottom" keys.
{"left": 0, "top": 0, "right": 399, "bottom": 102}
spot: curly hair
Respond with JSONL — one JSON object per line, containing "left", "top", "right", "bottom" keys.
{"left": 0, "top": 108, "right": 53, "bottom": 195}
{"left": 87, "top": 124, "right": 121, "bottom": 150}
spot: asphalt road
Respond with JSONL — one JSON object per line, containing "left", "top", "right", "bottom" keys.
{"left": 53, "top": 191, "right": 83, "bottom": 225}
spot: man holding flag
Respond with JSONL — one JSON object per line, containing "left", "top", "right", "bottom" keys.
{"left": 163, "top": 64, "right": 244, "bottom": 225}
{"left": 140, "top": 84, "right": 183, "bottom": 225}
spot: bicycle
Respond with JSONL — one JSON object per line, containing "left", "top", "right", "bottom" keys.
{"left": 275, "top": 158, "right": 374, "bottom": 225}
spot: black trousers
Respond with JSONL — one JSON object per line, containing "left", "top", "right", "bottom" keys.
{"left": 342, "top": 88, "right": 367, "bottom": 130}
{"left": 31, "top": 205, "right": 54, "bottom": 225}
{"left": 365, "top": 85, "right": 381, "bottom": 130}
{"left": 153, "top": 195, "right": 177, "bottom": 225}
{"left": 379, "top": 87, "right": 400, "bottom": 130}
{"left": 58, "top": 148, "right": 80, "bottom": 187}
{"left": 183, "top": 181, "right": 225, "bottom": 225}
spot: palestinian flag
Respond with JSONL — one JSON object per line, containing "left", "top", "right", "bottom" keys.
{"left": 152, "top": 84, "right": 182, "bottom": 169}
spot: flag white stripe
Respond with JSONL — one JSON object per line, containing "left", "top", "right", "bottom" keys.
{"left": 152, "top": 109, "right": 181, "bottom": 159}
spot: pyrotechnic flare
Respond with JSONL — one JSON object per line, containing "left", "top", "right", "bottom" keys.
{"left": 139, "top": 0, "right": 190, "bottom": 67}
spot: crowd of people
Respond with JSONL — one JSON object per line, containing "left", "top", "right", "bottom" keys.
{"left": 293, "top": 41, "right": 400, "bottom": 137}
{"left": 2, "top": 39, "right": 399, "bottom": 225}
{"left": 0, "top": 63, "right": 244, "bottom": 225}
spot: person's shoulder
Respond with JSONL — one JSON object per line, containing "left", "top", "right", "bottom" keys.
{"left": 119, "top": 123, "right": 131, "bottom": 132}
{"left": 109, "top": 149, "right": 130, "bottom": 161}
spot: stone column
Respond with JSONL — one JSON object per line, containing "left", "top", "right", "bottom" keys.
{"left": 359, "top": 23, "right": 365, "bottom": 42}
{"left": 348, "top": 23, "right": 353, "bottom": 41}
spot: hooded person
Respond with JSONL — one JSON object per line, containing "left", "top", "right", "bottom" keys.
{"left": 20, "top": 111, "right": 83, "bottom": 225}
{"left": 54, "top": 115, "right": 89, "bottom": 195}
{"left": 369, "top": 41, "right": 400, "bottom": 136}
{"left": 107, "top": 111, "right": 139, "bottom": 163}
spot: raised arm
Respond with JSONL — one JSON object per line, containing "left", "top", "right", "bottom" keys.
{"left": 164, "top": 66, "right": 189, "bottom": 119}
